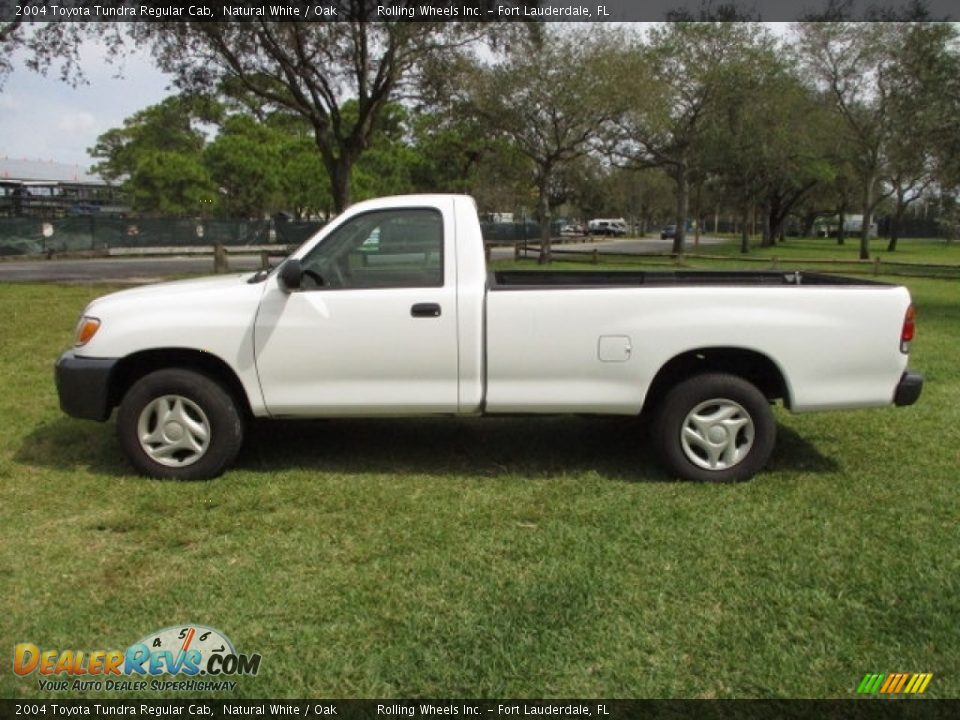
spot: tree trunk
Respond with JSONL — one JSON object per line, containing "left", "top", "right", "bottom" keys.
{"left": 316, "top": 126, "right": 353, "bottom": 214}
{"left": 860, "top": 175, "right": 873, "bottom": 260}
{"left": 837, "top": 202, "right": 846, "bottom": 246}
{"left": 672, "top": 166, "right": 688, "bottom": 256}
{"left": 693, "top": 182, "right": 702, "bottom": 248}
{"left": 887, "top": 189, "right": 905, "bottom": 252}
{"left": 739, "top": 202, "right": 750, "bottom": 254}
{"left": 537, "top": 180, "right": 552, "bottom": 264}
{"left": 331, "top": 161, "right": 352, "bottom": 214}
{"left": 760, "top": 200, "right": 773, "bottom": 248}
{"left": 773, "top": 210, "right": 787, "bottom": 244}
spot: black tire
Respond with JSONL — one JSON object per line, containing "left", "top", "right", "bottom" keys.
{"left": 116, "top": 368, "right": 244, "bottom": 480}
{"left": 653, "top": 373, "right": 775, "bottom": 483}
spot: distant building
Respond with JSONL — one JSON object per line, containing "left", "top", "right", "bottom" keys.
{"left": 813, "top": 213, "right": 879, "bottom": 238}
{"left": 0, "top": 157, "right": 130, "bottom": 218}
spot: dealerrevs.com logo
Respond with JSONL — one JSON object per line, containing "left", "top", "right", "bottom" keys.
{"left": 14, "top": 625, "right": 261, "bottom": 692}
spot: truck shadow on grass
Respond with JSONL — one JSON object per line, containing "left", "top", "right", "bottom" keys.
{"left": 16, "top": 415, "right": 838, "bottom": 482}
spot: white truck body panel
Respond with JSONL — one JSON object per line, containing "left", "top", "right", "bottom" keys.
{"left": 79, "top": 275, "right": 270, "bottom": 415}
{"left": 485, "top": 285, "right": 910, "bottom": 414}
{"left": 71, "top": 194, "right": 913, "bottom": 420}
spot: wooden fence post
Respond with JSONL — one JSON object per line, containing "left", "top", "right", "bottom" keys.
{"left": 213, "top": 243, "right": 228, "bottom": 274}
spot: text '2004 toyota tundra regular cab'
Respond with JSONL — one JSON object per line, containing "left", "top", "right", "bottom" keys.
{"left": 55, "top": 194, "right": 923, "bottom": 482}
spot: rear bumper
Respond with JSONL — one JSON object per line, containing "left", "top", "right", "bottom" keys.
{"left": 55, "top": 351, "right": 118, "bottom": 421}
{"left": 894, "top": 371, "right": 923, "bottom": 407}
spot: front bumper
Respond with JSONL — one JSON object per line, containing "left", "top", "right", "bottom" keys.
{"left": 894, "top": 371, "right": 924, "bottom": 407}
{"left": 55, "top": 351, "right": 118, "bottom": 421}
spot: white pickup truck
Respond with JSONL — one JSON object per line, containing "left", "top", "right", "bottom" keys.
{"left": 55, "top": 194, "right": 922, "bottom": 482}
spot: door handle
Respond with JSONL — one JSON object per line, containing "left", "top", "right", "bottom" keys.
{"left": 411, "top": 303, "right": 441, "bottom": 318}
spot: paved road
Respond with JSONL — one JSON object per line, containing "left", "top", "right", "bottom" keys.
{"left": 0, "top": 255, "right": 265, "bottom": 283}
{"left": 0, "top": 236, "right": 727, "bottom": 283}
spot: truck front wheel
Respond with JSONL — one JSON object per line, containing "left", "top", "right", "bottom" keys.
{"left": 654, "top": 373, "right": 775, "bottom": 482}
{"left": 117, "top": 369, "right": 243, "bottom": 480}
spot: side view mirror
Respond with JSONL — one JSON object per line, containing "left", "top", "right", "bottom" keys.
{"left": 278, "top": 258, "right": 303, "bottom": 292}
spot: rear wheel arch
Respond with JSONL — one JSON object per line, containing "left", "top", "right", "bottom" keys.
{"left": 642, "top": 347, "right": 791, "bottom": 415}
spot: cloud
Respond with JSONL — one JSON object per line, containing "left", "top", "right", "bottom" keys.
{"left": 58, "top": 111, "right": 97, "bottom": 135}
{"left": 0, "top": 42, "right": 172, "bottom": 165}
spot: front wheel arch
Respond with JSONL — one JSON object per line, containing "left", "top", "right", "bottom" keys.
{"left": 107, "top": 348, "right": 253, "bottom": 420}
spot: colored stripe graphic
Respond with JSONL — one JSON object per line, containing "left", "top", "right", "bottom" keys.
{"left": 857, "top": 672, "right": 933, "bottom": 695}
{"left": 893, "top": 674, "right": 909, "bottom": 693}
{"left": 880, "top": 674, "right": 897, "bottom": 693}
{"left": 857, "top": 673, "right": 884, "bottom": 694}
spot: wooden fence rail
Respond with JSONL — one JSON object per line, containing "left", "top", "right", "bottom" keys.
{"left": 516, "top": 245, "right": 960, "bottom": 280}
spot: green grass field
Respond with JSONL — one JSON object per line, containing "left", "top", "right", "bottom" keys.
{"left": 704, "top": 234, "right": 960, "bottom": 262}
{"left": 1, "top": 259, "right": 958, "bottom": 699}
{"left": 531, "top": 235, "right": 960, "bottom": 280}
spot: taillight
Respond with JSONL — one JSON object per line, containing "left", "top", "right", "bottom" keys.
{"left": 900, "top": 304, "right": 916, "bottom": 354}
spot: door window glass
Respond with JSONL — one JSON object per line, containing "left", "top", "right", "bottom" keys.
{"left": 300, "top": 208, "right": 443, "bottom": 289}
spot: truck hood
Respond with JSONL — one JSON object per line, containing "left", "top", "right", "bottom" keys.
{"left": 85, "top": 273, "right": 260, "bottom": 314}
{"left": 76, "top": 272, "right": 270, "bottom": 360}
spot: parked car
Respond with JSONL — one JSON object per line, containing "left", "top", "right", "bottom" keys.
{"left": 560, "top": 224, "right": 586, "bottom": 236}
{"left": 660, "top": 224, "right": 678, "bottom": 240}
{"left": 56, "top": 194, "right": 922, "bottom": 483}
{"left": 588, "top": 219, "right": 628, "bottom": 236}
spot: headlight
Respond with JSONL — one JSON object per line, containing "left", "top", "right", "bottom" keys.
{"left": 74, "top": 316, "right": 101, "bottom": 347}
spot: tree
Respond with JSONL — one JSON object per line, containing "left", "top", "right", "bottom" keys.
{"left": 461, "top": 27, "right": 627, "bottom": 262}
{"left": 0, "top": 12, "right": 111, "bottom": 89}
{"left": 204, "top": 115, "right": 285, "bottom": 218}
{"left": 700, "top": 28, "right": 787, "bottom": 253}
{"left": 129, "top": 18, "right": 504, "bottom": 213}
{"left": 798, "top": 22, "right": 947, "bottom": 259}
{"left": 883, "top": 22, "right": 959, "bottom": 250}
{"left": 7, "top": 6, "right": 537, "bottom": 212}
{"left": 351, "top": 102, "right": 419, "bottom": 201}
{"left": 260, "top": 110, "right": 333, "bottom": 218}
{"left": 88, "top": 95, "right": 220, "bottom": 215}
{"left": 613, "top": 23, "right": 762, "bottom": 255}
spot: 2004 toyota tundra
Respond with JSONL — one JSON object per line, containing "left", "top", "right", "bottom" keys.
{"left": 55, "top": 194, "right": 923, "bottom": 482}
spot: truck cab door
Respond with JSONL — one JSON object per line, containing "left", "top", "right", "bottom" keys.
{"left": 253, "top": 205, "right": 459, "bottom": 416}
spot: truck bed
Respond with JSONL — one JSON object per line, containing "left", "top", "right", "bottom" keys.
{"left": 489, "top": 269, "right": 888, "bottom": 289}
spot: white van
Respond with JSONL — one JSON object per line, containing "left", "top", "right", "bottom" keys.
{"left": 588, "top": 218, "right": 628, "bottom": 236}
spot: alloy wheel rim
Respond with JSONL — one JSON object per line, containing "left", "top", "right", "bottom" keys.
{"left": 137, "top": 395, "right": 211, "bottom": 468}
{"left": 679, "top": 398, "right": 755, "bottom": 471}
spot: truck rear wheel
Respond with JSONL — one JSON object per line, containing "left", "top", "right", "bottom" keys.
{"left": 117, "top": 368, "right": 243, "bottom": 480}
{"left": 654, "top": 373, "right": 775, "bottom": 482}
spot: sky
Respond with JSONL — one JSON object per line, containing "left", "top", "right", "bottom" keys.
{"left": 0, "top": 42, "right": 174, "bottom": 170}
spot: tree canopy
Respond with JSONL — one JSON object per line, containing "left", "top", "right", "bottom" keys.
{"left": 9, "top": 17, "right": 960, "bottom": 246}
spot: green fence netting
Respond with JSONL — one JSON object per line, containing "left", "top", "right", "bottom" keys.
{"left": 0, "top": 217, "right": 326, "bottom": 256}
